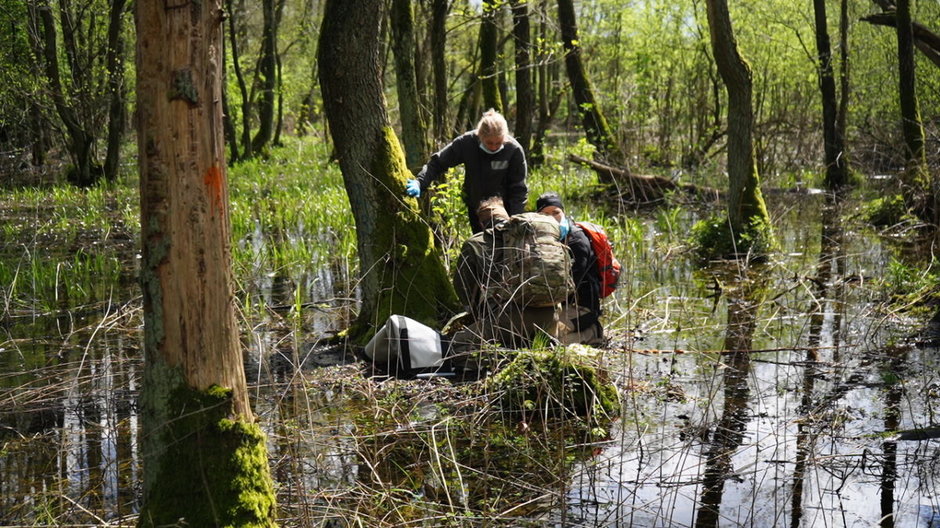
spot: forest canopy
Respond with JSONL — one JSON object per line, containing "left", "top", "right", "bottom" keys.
{"left": 0, "top": 0, "right": 938, "bottom": 190}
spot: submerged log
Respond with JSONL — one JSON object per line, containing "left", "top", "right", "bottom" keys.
{"left": 568, "top": 154, "right": 720, "bottom": 203}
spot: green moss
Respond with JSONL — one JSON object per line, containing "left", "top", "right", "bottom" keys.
{"left": 691, "top": 213, "right": 776, "bottom": 263}
{"left": 487, "top": 347, "right": 621, "bottom": 431}
{"left": 138, "top": 384, "right": 277, "bottom": 528}
{"left": 863, "top": 194, "right": 915, "bottom": 228}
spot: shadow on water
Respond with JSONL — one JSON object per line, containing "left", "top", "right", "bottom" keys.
{"left": 3, "top": 191, "right": 940, "bottom": 526}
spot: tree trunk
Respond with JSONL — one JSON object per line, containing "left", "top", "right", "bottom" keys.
{"left": 813, "top": 0, "right": 848, "bottom": 189}
{"left": 863, "top": 8, "right": 940, "bottom": 68}
{"left": 511, "top": 0, "right": 534, "bottom": 153}
{"left": 430, "top": 0, "right": 450, "bottom": 142}
{"left": 837, "top": 0, "right": 850, "bottom": 161}
{"left": 895, "top": 0, "right": 933, "bottom": 223}
{"left": 103, "top": 0, "right": 128, "bottom": 184}
{"left": 530, "top": 0, "right": 560, "bottom": 166}
{"left": 36, "top": 3, "right": 98, "bottom": 186}
{"left": 480, "top": 0, "right": 502, "bottom": 112}
{"left": 251, "top": 0, "right": 278, "bottom": 153}
{"left": 226, "top": 0, "right": 252, "bottom": 160}
{"left": 557, "top": 0, "right": 624, "bottom": 173}
{"left": 391, "top": 0, "right": 430, "bottom": 171}
{"left": 319, "top": 0, "right": 458, "bottom": 342}
{"left": 134, "top": 0, "right": 277, "bottom": 524}
{"left": 705, "top": 0, "right": 772, "bottom": 245}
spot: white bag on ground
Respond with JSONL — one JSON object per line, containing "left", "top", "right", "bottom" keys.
{"left": 364, "top": 315, "right": 449, "bottom": 373}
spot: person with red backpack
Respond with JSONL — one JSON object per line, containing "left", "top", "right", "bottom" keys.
{"left": 536, "top": 191, "right": 620, "bottom": 346}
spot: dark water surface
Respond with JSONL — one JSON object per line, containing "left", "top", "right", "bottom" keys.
{"left": 1, "top": 192, "right": 938, "bottom": 526}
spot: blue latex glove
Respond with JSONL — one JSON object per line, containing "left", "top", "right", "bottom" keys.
{"left": 405, "top": 179, "right": 421, "bottom": 198}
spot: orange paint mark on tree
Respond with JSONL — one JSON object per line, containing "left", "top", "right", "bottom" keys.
{"left": 204, "top": 166, "right": 224, "bottom": 215}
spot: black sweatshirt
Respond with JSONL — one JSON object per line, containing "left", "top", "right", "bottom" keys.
{"left": 416, "top": 131, "right": 528, "bottom": 232}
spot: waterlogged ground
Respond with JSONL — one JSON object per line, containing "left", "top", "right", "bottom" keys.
{"left": 1, "top": 179, "right": 938, "bottom": 527}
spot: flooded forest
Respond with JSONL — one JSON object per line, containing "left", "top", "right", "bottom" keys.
{"left": 1, "top": 0, "right": 940, "bottom": 526}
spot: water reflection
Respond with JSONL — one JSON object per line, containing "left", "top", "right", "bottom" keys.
{"left": 792, "top": 195, "right": 847, "bottom": 527}
{"left": 0, "top": 318, "right": 139, "bottom": 524}
{"left": 4, "top": 193, "right": 940, "bottom": 526}
{"left": 694, "top": 275, "right": 762, "bottom": 527}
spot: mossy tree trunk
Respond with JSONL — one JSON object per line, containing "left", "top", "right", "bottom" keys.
{"left": 511, "top": 0, "right": 534, "bottom": 153}
{"left": 813, "top": 0, "right": 849, "bottom": 189}
{"left": 135, "top": 0, "right": 277, "bottom": 525}
{"left": 557, "top": 0, "right": 624, "bottom": 175}
{"left": 705, "top": 0, "right": 773, "bottom": 251}
{"left": 391, "top": 0, "right": 430, "bottom": 172}
{"left": 481, "top": 0, "right": 503, "bottom": 112}
{"left": 895, "top": 0, "right": 936, "bottom": 224}
{"left": 319, "top": 0, "right": 459, "bottom": 343}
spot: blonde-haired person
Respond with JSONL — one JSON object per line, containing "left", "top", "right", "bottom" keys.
{"left": 405, "top": 109, "right": 528, "bottom": 233}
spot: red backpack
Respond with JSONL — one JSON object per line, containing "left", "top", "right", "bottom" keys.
{"left": 575, "top": 221, "right": 622, "bottom": 298}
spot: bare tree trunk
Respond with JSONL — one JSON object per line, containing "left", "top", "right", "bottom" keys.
{"left": 319, "top": 0, "right": 458, "bottom": 342}
{"left": 251, "top": 0, "right": 278, "bottom": 153}
{"left": 103, "top": 0, "right": 128, "bottom": 183}
{"left": 430, "top": 0, "right": 450, "bottom": 142}
{"left": 837, "top": 0, "right": 850, "bottom": 161}
{"left": 226, "top": 0, "right": 252, "bottom": 160}
{"left": 36, "top": 3, "right": 98, "bottom": 186}
{"left": 511, "top": 0, "right": 534, "bottom": 153}
{"left": 705, "top": 0, "right": 772, "bottom": 247}
{"left": 895, "top": 0, "right": 935, "bottom": 224}
{"left": 135, "top": 0, "right": 277, "bottom": 524}
{"left": 391, "top": 0, "right": 430, "bottom": 171}
{"left": 530, "top": 0, "right": 560, "bottom": 166}
{"left": 813, "top": 0, "right": 849, "bottom": 189}
{"left": 480, "top": 0, "right": 502, "bottom": 112}
{"left": 557, "top": 0, "right": 624, "bottom": 173}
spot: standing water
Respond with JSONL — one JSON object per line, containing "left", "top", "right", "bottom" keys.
{"left": 0, "top": 189, "right": 937, "bottom": 527}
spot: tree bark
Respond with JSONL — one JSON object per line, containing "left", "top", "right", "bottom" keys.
{"left": 319, "top": 0, "right": 458, "bottom": 342}
{"left": 813, "top": 0, "right": 848, "bottom": 189}
{"left": 480, "top": 0, "right": 502, "bottom": 112}
{"left": 135, "top": 0, "right": 277, "bottom": 524}
{"left": 391, "top": 0, "right": 430, "bottom": 171}
{"left": 705, "top": 0, "right": 772, "bottom": 242}
{"left": 103, "top": 0, "right": 128, "bottom": 183}
{"left": 511, "top": 0, "right": 534, "bottom": 153}
{"left": 557, "top": 0, "right": 624, "bottom": 173}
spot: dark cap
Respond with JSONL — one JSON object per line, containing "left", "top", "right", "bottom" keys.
{"left": 535, "top": 191, "right": 564, "bottom": 212}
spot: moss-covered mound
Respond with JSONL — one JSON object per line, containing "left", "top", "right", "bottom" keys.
{"left": 487, "top": 346, "right": 621, "bottom": 429}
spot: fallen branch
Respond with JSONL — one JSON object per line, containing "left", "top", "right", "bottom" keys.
{"left": 568, "top": 154, "right": 719, "bottom": 203}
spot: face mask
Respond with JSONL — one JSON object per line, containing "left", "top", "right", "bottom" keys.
{"left": 558, "top": 217, "right": 570, "bottom": 240}
{"left": 479, "top": 142, "right": 505, "bottom": 155}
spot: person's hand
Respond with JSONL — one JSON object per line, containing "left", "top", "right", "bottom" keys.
{"left": 405, "top": 179, "right": 421, "bottom": 197}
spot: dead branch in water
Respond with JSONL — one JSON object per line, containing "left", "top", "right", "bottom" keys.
{"left": 567, "top": 154, "right": 720, "bottom": 203}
